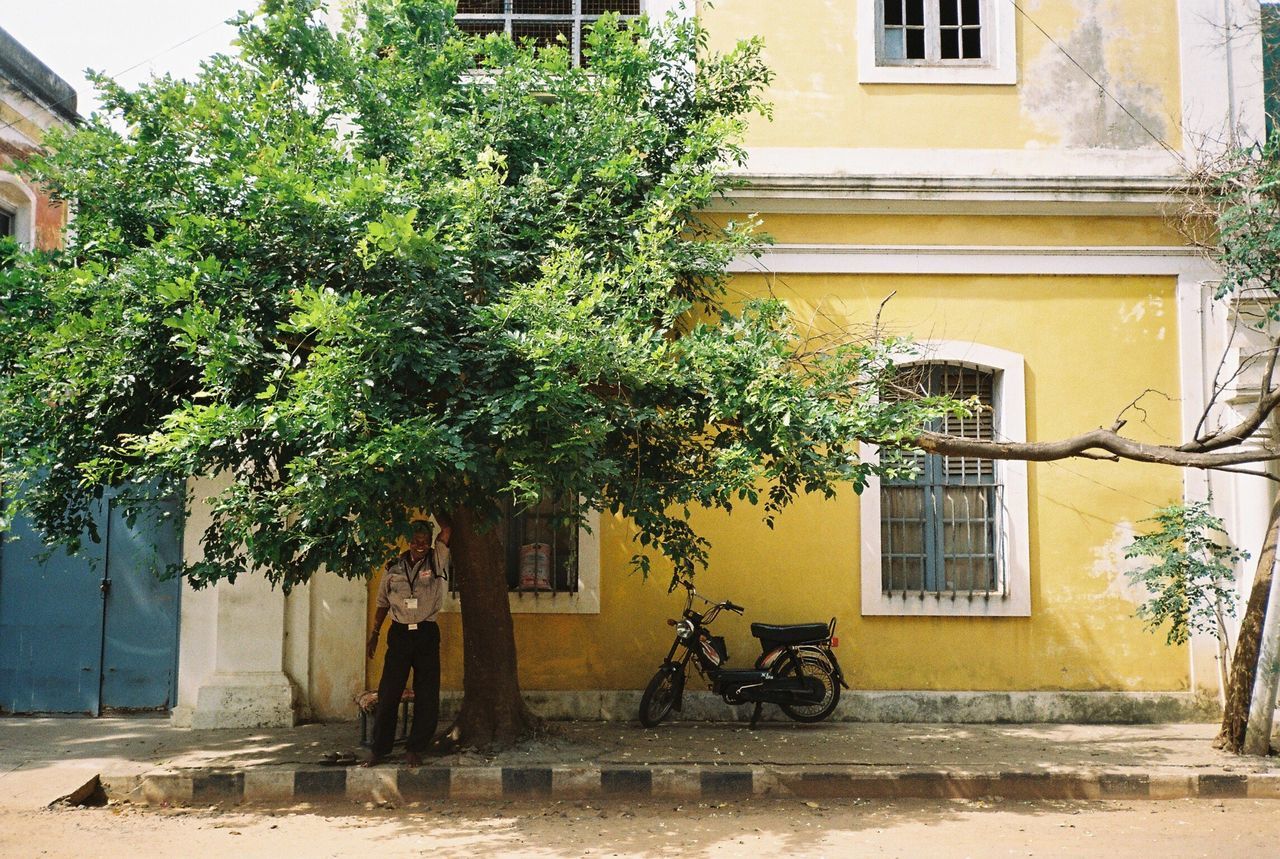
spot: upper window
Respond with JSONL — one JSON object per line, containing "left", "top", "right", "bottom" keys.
{"left": 859, "top": 0, "right": 1016, "bottom": 85}
{"left": 860, "top": 342, "right": 1029, "bottom": 617}
{"left": 455, "top": 1, "right": 642, "bottom": 66}
{"left": 882, "top": 0, "right": 984, "bottom": 65}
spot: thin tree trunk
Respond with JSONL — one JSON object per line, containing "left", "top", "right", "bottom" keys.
{"left": 1218, "top": 492, "right": 1280, "bottom": 753}
{"left": 441, "top": 506, "right": 538, "bottom": 750}
{"left": 1245, "top": 513, "right": 1280, "bottom": 754}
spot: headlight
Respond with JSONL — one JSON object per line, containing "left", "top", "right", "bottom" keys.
{"left": 674, "top": 619, "right": 694, "bottom": 640}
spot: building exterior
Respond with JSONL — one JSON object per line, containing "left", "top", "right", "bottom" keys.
{"left": 0, "top": 26, "right": 75, "bottom": 251}
{"left": 167, "top": 1, "right": 1273, "bottom": 728}
{"left": 0, "top": 29, "right": 188, "bottom": 717}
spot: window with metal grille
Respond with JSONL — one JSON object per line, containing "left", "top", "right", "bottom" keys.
{"left": 505, "top": 493, "right": 579, "bottom": 594}
{"left": 880, "top": 0, "right": 984, "bottom": 64}
{"left": 881, "top": 363, "right": 1004, "bottom": 596}
{"left": 455, "top": 1, "right": 643, "bottom": 65}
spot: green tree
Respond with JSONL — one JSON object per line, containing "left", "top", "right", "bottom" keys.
{"left": 1124, "top": 500, "right": 1244, "bottom": 647}
{"left": 0, "top": 0, "right": 957, "bottom": 746}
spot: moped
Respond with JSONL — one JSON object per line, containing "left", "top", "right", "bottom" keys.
{"left": 638, "top": 578, "right": 848, "bottom": 728}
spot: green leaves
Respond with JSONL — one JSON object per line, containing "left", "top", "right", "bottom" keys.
{"left": 0, "top": 0, "right": 956, "bottom": 591}
{"left": 1124, "top": 500, "right": 1245, "bottom": 646}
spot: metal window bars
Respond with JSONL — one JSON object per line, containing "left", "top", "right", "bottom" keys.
{"left": 507, "top": 494, "right": 580, "bottom": 597}
{"left": 445, "top": 494, "right": 581, "bottom": 597}
{"left": 454, "top": 1, "right": 642, "bottom": 65}
{"left": 881, "top": 363, "right": 1006, "bottom": 600}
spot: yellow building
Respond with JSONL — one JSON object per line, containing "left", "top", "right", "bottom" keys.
{"left": 173, "top": 1, "right": 1268, "bottom": 727}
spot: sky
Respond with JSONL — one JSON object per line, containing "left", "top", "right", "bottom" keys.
{"left": 3, "top": 1, "right": 253, "bottom": 118}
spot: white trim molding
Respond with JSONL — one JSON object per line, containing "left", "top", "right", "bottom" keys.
{"left": 441, "top": 507, "right": 601, "bottom": 614}
{"left": 861, "top": 341, "right": 1030, "bottom": 617}
{"left": 857, "top": 0, "right": 1017, "bottom": 85}
{"left": 730, "top": 243, "right": 1210, "bottom": 277}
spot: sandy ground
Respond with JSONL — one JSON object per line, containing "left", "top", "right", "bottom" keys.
{"left": 2, "top": 797, "right": 1278, "bottom": 858}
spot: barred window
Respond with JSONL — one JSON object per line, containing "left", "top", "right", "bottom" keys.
{"left": 881, "top": 364, "right": 1003, "bottom": 596}
{"left": 880, "top": 0, "right": 985, "bottom": 65}
{"left": 455, "top": 1, "right": 643, "bottom": 65}
{"left": 506, "top": 494, "right": 579, "bottom": 595}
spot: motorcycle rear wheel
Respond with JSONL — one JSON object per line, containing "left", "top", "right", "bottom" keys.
{"left": 639, "top": 665, "right": 679, "bottom": 728}
{"left": 778, "top": 655, "right": 840, "bottom": 722}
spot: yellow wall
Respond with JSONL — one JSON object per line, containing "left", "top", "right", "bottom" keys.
{"left": 369, "top": 211, "right": 1190, "bottom": 695}
{"left": 699, "top": 0, "right": 1183, "bottom": 151}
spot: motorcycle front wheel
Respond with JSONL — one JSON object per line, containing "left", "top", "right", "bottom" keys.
{"left": 778, "top": 654, "right": 841, "bottom": 723}
{"left": 639, "top": 664, "right": 679, "bottom": 728}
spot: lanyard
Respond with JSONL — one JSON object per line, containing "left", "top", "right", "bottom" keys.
{"left": 405, "top": 553, "right": 432, "bottom": 597}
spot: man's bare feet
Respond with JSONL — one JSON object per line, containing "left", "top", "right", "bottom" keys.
{"left": 405, "top": 751, "right": 422, "bottom": 768}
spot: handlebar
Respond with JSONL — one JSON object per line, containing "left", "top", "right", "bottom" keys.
{"left": 669, "top": 577, "right": 746, "bottom": 617}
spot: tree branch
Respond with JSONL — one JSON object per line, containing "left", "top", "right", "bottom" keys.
{"left": 915, "top": 428, "right": 1280, "bottom": 469}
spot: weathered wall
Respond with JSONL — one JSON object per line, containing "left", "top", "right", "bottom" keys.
{"left": 698, "top": 0, "right": 1181, "bottom": 152}
{"left": 360, "top": 212, "right": 1191, "bottom": 700}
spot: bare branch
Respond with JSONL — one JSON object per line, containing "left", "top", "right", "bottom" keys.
{"left": 1209, "top": 465, "right": 1280, "bottom": 482}
{"left": 915, "top": 428, "right": 1280, "bottom": 470}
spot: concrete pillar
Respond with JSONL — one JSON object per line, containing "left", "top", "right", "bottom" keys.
{"left": 171, "top": 475, "right": 296, "bottom": 728}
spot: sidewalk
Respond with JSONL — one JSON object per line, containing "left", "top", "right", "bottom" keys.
{"left": 1, "top": 716, "right": 1277, "bottom": 808}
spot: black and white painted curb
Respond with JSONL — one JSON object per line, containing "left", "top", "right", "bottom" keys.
{"left": 102, "top": 767, "right": 1280, "bottom": 805}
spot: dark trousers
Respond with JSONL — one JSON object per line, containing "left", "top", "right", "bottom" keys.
{"left": 371, "top": 621, "right": 440, "bottom": 757}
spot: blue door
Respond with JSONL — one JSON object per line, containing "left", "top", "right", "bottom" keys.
{"left": 0, "top": 504, "right": 107, "bottom": 714}
{"left": 99, "top": 493, "right": 182, "bottom": 711}
{"left": 0, "top": 487, "right": 181, "bottom": 714}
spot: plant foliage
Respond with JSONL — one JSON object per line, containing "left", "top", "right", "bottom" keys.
{"left": 1124, "top": 500, "right": 1245, "bottom": 646}
{"left": 1, "top": 0, "right": 960, "bottom": 590}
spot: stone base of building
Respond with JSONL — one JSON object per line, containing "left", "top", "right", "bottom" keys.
{"left": 172, "top": 672, "right": 297, "bottom": 729}
{"left": 446, "top": 689, "right": 1221, "bottom": 724}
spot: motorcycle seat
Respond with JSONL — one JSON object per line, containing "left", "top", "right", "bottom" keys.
{"left": 750, "top": 622, "right": 830, "bottom": 644}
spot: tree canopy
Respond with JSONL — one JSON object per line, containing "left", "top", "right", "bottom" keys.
{"left": 0, "top": 0, "right": 954, "bottom": 592}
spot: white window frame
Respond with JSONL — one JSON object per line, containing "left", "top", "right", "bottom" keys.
{"left": 858, "top": 0, "right": 1017, "bottom": 86}
{"left": 0, "top": 172, "right": 37, "bottom": 249}
{"left": 441, "top": 507, "right": 601, "bottom": 614}
{"left": 860, "top": 341, "right": 1030, "bottom": 616}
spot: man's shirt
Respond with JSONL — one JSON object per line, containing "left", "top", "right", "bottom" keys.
{"left": 376, "top": 550, "right": 446, "bottom": 625}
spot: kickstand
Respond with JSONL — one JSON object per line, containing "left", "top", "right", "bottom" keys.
{"left": 749, "top": 702, "right": 762, "bottom": 729}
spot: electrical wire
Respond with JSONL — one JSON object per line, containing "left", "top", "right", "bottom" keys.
{"left": 0, "top": 16, "right": 234, "bottom": 136}
{"left": 1009, "top": 0, "right": 1186, "bottom": 161}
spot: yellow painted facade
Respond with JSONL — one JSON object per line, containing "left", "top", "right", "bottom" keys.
{"left": 700, "top": 0, "right": 1183, "bottom": 152}
{"left": 363, "top": 1, "right": 1215, "bottom": 705}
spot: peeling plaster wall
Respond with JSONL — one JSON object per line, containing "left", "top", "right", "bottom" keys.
{"left": 699, "top": 0, "right": 1183, "bottom": 153}
{"left": 1020, "top": 0, "right": 1173, "bottom": 149}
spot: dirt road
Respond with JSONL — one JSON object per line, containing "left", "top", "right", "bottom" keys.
{"left": 3, "top": 797, "right": 1276, "bottom": 858}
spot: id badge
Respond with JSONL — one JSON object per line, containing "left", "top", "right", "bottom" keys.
{"left": 405, "top": 598, "right": 419, "bottom": 610}
{"left": 408, "top": 623, "right": 418, "bottom": 631}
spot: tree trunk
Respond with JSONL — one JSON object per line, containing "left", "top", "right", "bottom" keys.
{"left": 442, "top": 506, "right": 539, "bottom": 750}
{"left": 1244, "top": 547, "right": 1280, "bottom": 754}
{"left": 1217, "top": 492, "right": 1280, "bottom": 753}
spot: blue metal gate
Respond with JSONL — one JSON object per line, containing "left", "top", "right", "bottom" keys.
{"left": 0, "top": 488, "right": 181, "bottom": 714}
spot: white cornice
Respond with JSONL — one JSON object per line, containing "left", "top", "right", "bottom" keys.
{"left": 714, "top": 173, "right": 1181, "bottom": 216}
{"left": 730, "top": 244, "right": 1217, "bottom": 278}
{"left": 713, "top": 146, "right": 1189, "bottom": 216}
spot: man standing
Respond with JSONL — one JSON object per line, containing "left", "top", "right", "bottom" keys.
{"left": 363, "top": 519, "right": 449, "bottom": 767}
